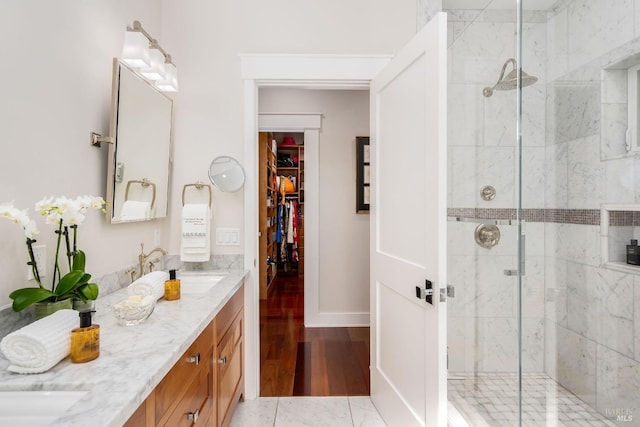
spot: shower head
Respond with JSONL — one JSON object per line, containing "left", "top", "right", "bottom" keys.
{"left": 482, "top": 58, "right": 538, "bottom": 97}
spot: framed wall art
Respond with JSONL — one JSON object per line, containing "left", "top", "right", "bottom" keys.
{"left": 356, "top": 136, "right": 370, "bottom": 213}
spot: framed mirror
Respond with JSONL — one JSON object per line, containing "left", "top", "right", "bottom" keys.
{"left": 208, "top": 156, "right": 245, "bottom": 192}
{"left": 106, "top": 59, "right": 173, "bottom": 223}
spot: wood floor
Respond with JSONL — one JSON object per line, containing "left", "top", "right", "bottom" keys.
{"left": 259, "top": 273, "right": 370, "bottom": 397}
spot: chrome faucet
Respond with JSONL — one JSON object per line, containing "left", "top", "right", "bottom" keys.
{"left": 133, "top": 243, "right": 168, "bottom": 280}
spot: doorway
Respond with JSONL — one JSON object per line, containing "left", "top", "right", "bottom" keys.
{"left": 257, "top": 91, "right": 371, "bottom": 396}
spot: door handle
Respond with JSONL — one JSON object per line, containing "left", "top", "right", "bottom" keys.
{"left": 415, "top": 279, "right": 434, "bottom": 305}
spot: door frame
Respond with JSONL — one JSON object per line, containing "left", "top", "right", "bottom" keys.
{"left": 241, "top": 54, "right": 391, "bottom": 399}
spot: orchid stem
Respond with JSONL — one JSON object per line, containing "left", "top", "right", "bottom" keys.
{"left": 26, "top": 238, "right": 42, "bottom": 287}
{"left": 52, "top": 220, "right": 63, "bottom": 291}
{"left": 64, "top": 226, "right": 72, "bottom": 270}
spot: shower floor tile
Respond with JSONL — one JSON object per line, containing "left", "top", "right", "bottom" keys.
{"left": 448, "top": 373, "right": 617, "bottom": 427}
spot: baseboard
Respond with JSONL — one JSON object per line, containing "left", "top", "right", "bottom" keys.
{"left": 305, "top": 311, "right": 370, "bottom": 327}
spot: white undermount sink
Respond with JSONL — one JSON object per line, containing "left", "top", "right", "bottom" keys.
{"left": 179, "top": 273, "right": 226, "bottom": 295}
{"left": 0, "top": 390, "right": 88, "bottom": 426}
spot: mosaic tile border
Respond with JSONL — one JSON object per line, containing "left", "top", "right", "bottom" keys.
{"left": 448, "top": 208, "right": 606, "bottom": 226}
{"left": 449, "top": 208, "right": 640, "bottom": 226}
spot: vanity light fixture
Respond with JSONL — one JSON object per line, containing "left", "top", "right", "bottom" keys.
{"left": 139, "top": 44, "right": 166, "bottom": 81}
{"left": 121, "top": 30, "right": 150, "bottom": 68}
{"left": 121, "top": 20, "right": 178, "bottom": 92}
{"left": 155, "top": 62, "right": 178, "bottom": 92}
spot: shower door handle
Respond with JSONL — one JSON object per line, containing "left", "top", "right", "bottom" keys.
{"left": 504, "top": 233, "right": 525, "bottom": 276}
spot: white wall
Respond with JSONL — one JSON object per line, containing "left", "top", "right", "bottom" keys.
{"left": 0, "top": 1, "right": 171, "bottom": 308}
{"left": 0, "top": 0, "right": 415, "bottom": 310}
{"left": 259, "top": 88, "right": 370, "bottom": 315}
{"left": 160, "top": 0, "right": 416, "bottom": 256}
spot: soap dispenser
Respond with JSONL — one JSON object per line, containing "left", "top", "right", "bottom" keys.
{"left": 164, "top": 269, "right": 181, "bottom": 301}
{"left": 627, "top": 239, "right": 639, "bottom": 265}
{"left": 70, "top": 310, "right": 100, "bottom": 363}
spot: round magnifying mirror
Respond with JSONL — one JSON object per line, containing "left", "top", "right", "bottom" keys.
{"left": 208, "top": 156, "right": 246, "bottom": 192}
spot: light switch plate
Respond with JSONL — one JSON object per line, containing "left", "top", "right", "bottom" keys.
{"left": 216, "top": 228, "right": 241, "bottom": 246}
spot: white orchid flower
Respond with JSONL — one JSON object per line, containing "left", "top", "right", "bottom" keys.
{"left": 35, "top": 196, "right": 55, "bottom": 214}
{"left": 62, "top": 208, "right": 85, "bottom": 226}
{"left": 90, "top": 196, "right": 106, "bottom": 210}
{"left": 78, "top": 196, "right": 93, "bottom": 213}
{"left": 45, "top": 211, "right": 62, "bottom": 225}
{"left": 24, "top": 219, "right": 39, "bottom": 239}
{"left": 54, "top": 196, "right": 73, "bottom": 213}
{"left": 0, "top": 201, "right": 15, "bottom": 217}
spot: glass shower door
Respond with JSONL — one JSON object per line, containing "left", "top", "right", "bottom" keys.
{"left": 445, "top": 1, "right": 536, "bottom": 425}
{"left": 447, "top": 0, "right": 640, "bottom": 426}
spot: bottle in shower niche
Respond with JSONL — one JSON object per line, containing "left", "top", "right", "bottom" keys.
{"left": 70, "top": 310, "right": 100, "bottom": 363}
{"left": 626, "top": 239, "right": 639, "bottom": 265}
{"left": 164, "top": 269, "right": 181, "bottom": 301}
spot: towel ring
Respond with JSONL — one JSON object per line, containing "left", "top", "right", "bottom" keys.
{"left": 182, "top": 182, "right": 212, "bottom": 208}
{"left": 125, "top": 178, "right": 156, "bottom": 209}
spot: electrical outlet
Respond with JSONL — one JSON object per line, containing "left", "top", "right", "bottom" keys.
{"left": 153, "top": 229, "right": 161, "bottom": 246}
{"left": 27, "top": 244, "right": 47, "bottom": 280}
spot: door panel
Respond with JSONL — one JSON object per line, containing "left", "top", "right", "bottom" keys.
{"left": 370, "top": 12, "right": 447, "bottom": 427}
{"left": 378, "top": 54, "right": 428, "bottom": 267}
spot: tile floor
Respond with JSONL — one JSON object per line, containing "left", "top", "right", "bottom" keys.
{"left": 230, "top": 396, "right": 387, "bottom": 427}
{"left": 233, "top": 373, "right": 619, "bottom": 426}
{"left": 448, "top": 373, "right": 618, "bottom": 427}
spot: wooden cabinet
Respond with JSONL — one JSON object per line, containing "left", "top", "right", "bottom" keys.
{"left": 154, "top": 321, "right": 214, "bottom": 426}
{"left": 259, "top": 132, "right": 278, "bottom": 299}
{"left": 214, "top": 286, "right": 244, "bottom": 427}
{"left": 124, "top": 285, "right": 244, "bottom": 427}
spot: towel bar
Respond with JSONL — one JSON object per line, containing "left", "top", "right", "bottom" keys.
{"left": 125, "top": 178, "right": 156, "bottom": 209}
{"left": 182, "top": 182, "right": 212, "bottom": 208}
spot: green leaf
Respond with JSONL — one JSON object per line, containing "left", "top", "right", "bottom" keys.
{"left": 54, "top": 270, "right": 84, "bottom": 295}
{"left": 9, "top": 288, "right": 57, "bottom": 312}
{"left": 72, "top": 250, "right": 86, "bottom": 272}
{"left": 78, "top": 283, "right": 99, "bottom": 300}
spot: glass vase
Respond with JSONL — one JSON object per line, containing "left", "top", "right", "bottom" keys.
{"left": 33, "top": 298, "right": 73, "bottom": 320}
{"left": 72, "top": 298, "right": 95, "bottom": 312}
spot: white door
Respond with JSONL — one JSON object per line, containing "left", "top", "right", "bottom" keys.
{"left": 370, "top": 12, "right": 447, "bottom": 427}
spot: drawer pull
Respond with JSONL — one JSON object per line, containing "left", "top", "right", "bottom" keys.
{"left": 217, "top": 355, "right": 227, "bottom": 365}
{"left": 187, "top": 408, "right": 200, "bottom": 422}
{"left": 187, "top": 353, "right": 201, "bottom": 365}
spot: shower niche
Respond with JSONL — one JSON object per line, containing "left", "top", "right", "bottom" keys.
{"left": 600, "top": 204, "right": 640, "bottom": 273}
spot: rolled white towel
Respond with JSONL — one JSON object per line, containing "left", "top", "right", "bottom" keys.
{"left": 128, "top": 271, "right": 169, "bottom": 301}
{"left": 0, "top": 309, "right": 78, "bottom": 374}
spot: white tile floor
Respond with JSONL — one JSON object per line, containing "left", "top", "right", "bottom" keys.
{"left": 233, "top": 373, "right": 619, "bottom": 427}
{"left": 230, "top": 396, "right": 387, "bottom": 427}
{"left": 448, "top": 373, "right": 618, "bottom": 427}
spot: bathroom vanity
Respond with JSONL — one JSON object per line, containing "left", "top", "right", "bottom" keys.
{"left": 0, "top": 270, "right": 246, "bottom": 427}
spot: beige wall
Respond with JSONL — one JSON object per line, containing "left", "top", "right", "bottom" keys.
{"left": 259, "top": 88, "right": 370, "bottom": 314}
{"left": 0, "top": 0, "right": 415, "bottom": 308}
{"left": 161, "top": 0, "right": 416, "bottom": 255}
{"left": 0, "top": 1, "right": 170, "bottom": 307}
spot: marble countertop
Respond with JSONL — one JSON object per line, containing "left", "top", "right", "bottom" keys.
{"left": 0, "top": 269, "right": 247, "bottom": 427}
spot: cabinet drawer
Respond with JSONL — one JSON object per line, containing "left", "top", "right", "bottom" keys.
{"left": 162, "top": 365, "right": 212, "bottom": 427}
{"left": 155, "top": 322, "right": 213, "bottom": 423}
{"left": 215, "top": 286, "right": 243, "bottom": 344}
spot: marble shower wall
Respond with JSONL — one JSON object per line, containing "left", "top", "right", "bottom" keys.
{"left": 544, "top": 0, "right": 640, "bottom": 420}
{"left": 447, "top": 9, "right": 547, "bottom": 373}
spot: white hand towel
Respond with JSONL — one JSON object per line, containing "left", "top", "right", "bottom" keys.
{"left": 128, "top": 271, "right": 169, "bottom": 301}
{"left": 0, "top": 309, "right": 78, "bottom": 374}
{"left": 181, "top": 203, "right": 211, "bottom": 262}
{"left": 120, "top": 201, "right": 151, "bottom": 221}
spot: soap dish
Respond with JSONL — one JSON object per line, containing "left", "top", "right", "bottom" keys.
{"left": 112, "top": 295, "right": 155, "bottom": 326}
